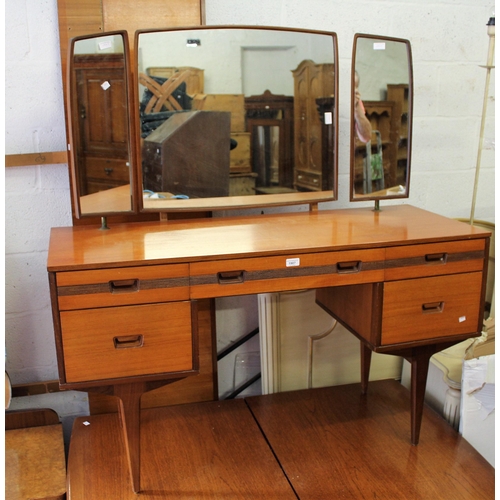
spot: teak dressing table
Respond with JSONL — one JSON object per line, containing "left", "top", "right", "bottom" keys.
{"left": 47, "top": 204, "right": 490, "bottom": 492}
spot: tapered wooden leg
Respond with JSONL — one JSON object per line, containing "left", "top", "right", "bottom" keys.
{"left": 409, "top": 347, "right": 434, "bottom": 446}
{"left": 114, "top": 382, "right": 146, "bottom": 493}
{"left": 360, "top": 342, "right": 372, "bottom": 395}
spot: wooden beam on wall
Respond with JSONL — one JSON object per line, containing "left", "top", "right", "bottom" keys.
{"left": 5, "top": 151, "right": 68, "bottom": 168}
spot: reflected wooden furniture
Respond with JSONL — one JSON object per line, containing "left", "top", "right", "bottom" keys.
{"left": 142, "top": 110, "right": 231, "bottom": 197}
{"left": 72, "top": 54, "right": 130, "bottom": 195}
{"left": 292, "top": 60, "right": 335, "bottom": 191}
{"left": 66, "top": 380, "right": 494, "bottom": 498}
{"left": 5, "top": 409, "right": 66, "bottom": 500}
{"left": 245, "top": 90, "right": 294, "bottom": 189}
{"left": 147, "top": 66, "right": 205, "bottom": 96}
{"left": 48, "top": 205, "right": 489, "bottom": 492}
{"left": 387, "top": 83, "right": 410, "bottom": 185}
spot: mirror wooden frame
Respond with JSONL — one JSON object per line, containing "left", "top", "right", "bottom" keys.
{"left": 350, "top": 33, "right": 413, "bottom": 206}
{"left": 67, "top": 31, "right": 140, "bottom": 219}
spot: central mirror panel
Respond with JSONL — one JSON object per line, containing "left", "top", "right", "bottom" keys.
{"left": 135, "top": 26, "right": 338, "bottom": 211}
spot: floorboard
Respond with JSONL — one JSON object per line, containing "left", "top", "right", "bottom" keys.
{"left": 67, "top": 380, "right": 494, "bottom": 499}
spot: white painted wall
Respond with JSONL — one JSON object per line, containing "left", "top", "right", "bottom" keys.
{"left": 4, "top": 1, "right": 495, "bottom": 414}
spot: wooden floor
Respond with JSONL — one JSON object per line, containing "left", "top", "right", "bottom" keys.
{"left": 67, "top": 380, "right": 494, "bottom": 499}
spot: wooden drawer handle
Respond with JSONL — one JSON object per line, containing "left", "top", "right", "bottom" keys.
{"left": 109, "top": 279, "right": 139, "bottom": 293}
{"left": 336, "top": 261, "right": 361, "bottom": 274}
{"left": 425, "top": 253, "right": 447, "bottom": 264}
{"left": 113, "top": 335, "right": 144, "bottom": 349}
{"left": 217, "top": 271, "right": 245, "bottom": 284}
{"left": 421, "top": 301, "right": 444, "bottom": 314}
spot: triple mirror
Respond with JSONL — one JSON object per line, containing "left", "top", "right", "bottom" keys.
{"left": 67, "top": 28, "right": 412, "bottom": 218}
{"left": 350, "top": 34, "right": 413, "bottom": 203}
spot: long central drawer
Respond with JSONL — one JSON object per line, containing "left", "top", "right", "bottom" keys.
{"left": 190, "top": 249, "right": 385, "bottom": 298}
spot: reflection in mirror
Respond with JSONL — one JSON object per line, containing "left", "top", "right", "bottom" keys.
{"left": 136, "top": 26, "right": 338, "bottom": 211}
{"left": 350, "top": 34, "right": 412, "bottom": 203}
{"left": 69, "top": 32, "right": 134, "bottom": 216}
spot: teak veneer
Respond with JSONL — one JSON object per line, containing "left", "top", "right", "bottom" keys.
{"left": 47, "top": 205, "right": 490, "bottom": 492}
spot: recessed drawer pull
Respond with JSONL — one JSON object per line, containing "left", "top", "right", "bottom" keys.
{"left": 217, "top": 271, "right": 245, "bottom": 284}
{"left": 421, "top": 301, "right": 444, "bottom": 314}
{"left": 109, "top": 279, "right": 139, "bottom": 293}
{"left": 113, "top": 334, "right": 144, "bottom": 349}
{"left": 336, "top": 261, "right": 361, "bottom": 274}
{"left": 425, "top": 253, "right": 447, "bottom": 264}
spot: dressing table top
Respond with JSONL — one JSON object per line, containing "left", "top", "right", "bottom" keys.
{"left": 47, "top": 205, "right": 490, "bottom": 271}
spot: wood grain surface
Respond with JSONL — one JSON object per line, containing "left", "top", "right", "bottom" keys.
{"left": 246, "top": 380, "right": 495, "bottom": 499}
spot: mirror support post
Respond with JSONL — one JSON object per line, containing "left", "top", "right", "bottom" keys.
{"left": 100, "top": 217, "right": 110, "bottom": 231}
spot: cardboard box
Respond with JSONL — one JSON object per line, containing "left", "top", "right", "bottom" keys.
{"left": 192, "top": 94, "right": 246, "bottom": 132}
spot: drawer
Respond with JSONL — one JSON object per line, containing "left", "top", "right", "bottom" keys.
{"left": 381, "top": 272, "right": 483, "bottom": 346}
{"left": 384, "top": 239, "right": 486, "bottom": 281}
{"left": 56, "top": 264, "right": 189, "bottom": 310}
{"left": 60, "top": 301, "right": 195, "bottom": 383}
{"left": 190, "top": 249, "right": 385, "bottom": 299}
{"left": 86, "top": 157, "right": 130, "bottom": 183}
{"left": 295, "top": 169, "right": 321, "bottom": 191}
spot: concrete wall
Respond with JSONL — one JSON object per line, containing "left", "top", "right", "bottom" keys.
{"left": 4, "top": 1, "right": 495, "bottom": 408}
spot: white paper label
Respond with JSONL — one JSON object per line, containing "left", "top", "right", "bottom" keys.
{"left": 101, "top": 81, "right": 111, "bottom": 91}
{"left": 459, "top": 316, "right": 466, "bottom": 323}
{"left": 99, "top": 41, "right": 112, "bottom": 51}
{"left": 286, "top": 258, "right": 300, "bottom": 267}
{"left": 373, "top": 42, "right": 386, "bottom": 51}
{"left": 324, "top": 112, "right": 332, "bottom": 125}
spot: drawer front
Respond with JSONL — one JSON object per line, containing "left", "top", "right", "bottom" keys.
{"left": 61, "top": 301, "right": 195, "bottom": 383}
{"left": 385, "top": 239, "right": 486, "bottom": 281}
{"left": 381, "top": 272, "right": 483, "bottom": 346}
{"left": 190, "top": 249, "right": 385, "bottom": 298}
{"left": 86, "top": 157, "right": 130, "bottom": 183}
{"left": 295, "top": 169, "right": 321, "bottom": 191}
{"left": 57, "top": 264, "right": 189, "bottom": 310}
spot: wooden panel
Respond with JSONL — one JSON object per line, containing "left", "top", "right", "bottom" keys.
{"left": 5, "top": 424, "right": 66, "bottom": 500}
{"left": 57, "top": 264, "right": 189, "bottom": 309}
{"left": 246, "top": 380, "right": 494, "bottom": 499}
{"left": 103, "top": 0, "right": 204, "bottom": 51}
{"left": 190, "top": 248, "right": 385, "bottom": 299}
{"left": 385, "top": 239, "right": 486, "bottom": 280}
{"left": 61, "top": 301, "right": 195, "bottom": 382}
{"left": 381, "top": 272, "right": 483, "bottom": 345}
{"left": 67, "top": 400, "right": 296, "bottom": 499}
{"left": 316, "top": 283, "right": 382, "bottom": 346}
